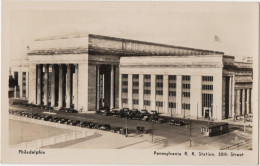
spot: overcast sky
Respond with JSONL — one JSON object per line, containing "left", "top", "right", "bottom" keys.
{"left": 5, "top": 1, "right": 259, "bottom": 62}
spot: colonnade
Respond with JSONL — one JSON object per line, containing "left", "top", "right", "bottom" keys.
{"left": 235, "top": 88, "right": 252, "bottom": 116}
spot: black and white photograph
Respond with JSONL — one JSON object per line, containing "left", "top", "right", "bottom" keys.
{"left": 1, "top": 1, "right": 259, "bottom": 165}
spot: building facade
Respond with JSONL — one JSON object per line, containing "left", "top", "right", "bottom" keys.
{"left": 27, "top": 34, "right": 253, "bottom": 119}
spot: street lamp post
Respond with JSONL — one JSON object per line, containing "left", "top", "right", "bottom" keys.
{"left": 151, "top": 121, "right": 154, "bottom": 142}
{"left": 186, "top": 119, "right": 192, "bottom": 147}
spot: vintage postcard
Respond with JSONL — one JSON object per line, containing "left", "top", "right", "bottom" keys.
{"left": 1, "top": 1, "right": 259, "bottom": 165}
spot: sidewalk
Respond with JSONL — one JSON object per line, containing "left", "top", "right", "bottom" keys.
{"left": 160, "top": 113, "right": 252, "bottom": 126}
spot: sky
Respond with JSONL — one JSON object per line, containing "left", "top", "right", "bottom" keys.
{"left": 5, "top": 1, "right": 259, "bottom": 62}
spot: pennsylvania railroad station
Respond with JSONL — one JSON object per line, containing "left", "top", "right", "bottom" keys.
{"left": 17, "top": 34, "right": 252, "bottom": 120}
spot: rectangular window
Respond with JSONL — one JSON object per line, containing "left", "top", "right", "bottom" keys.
{"left": 182, "top": 104, "right": 190, "bottom": 110}
{"left": 169, "top": 83, "right": 176, "bottom": 88}
{"left": 156, "top": 75, "right": 163, "bottom": 80}
{"left": 122, "top": 98, "right": 128, "bottom": 104}
{"left": 202, "top": 85, "right": 213, "bottom": 90}
{"left": 122, "top": 88, "right": 128, "bottom": 93}
{"left": 169, "top": 75, "right": 176, "bottom": 80}
{"left": 122, "top": 74, "right": 128, "bottom": 79}
{"left": 133, "top": 89, "right": 139, "bottom": 94}
{"left": 144, "top": 82, "right": 151, "bottom": 87}
{"left": 169, "top": 102, "right": 176, "bottom": 108}
{"left": 182, "top": 75, "right": 190, "bottom": 81}
{"left": 182, "top": 92, "right": 190, "bottom": 97}
{"left": 133, "top": 82, "right": 139, "bottom": 86}
{"left": 144, "top": 90, "right": 151, "bottom": 94}
{"left": 156, "top": 90, "right": 163, "bottom": 95}
{"left": 23, "top": 77, "right": 26, "bottom": 81}
{"left": 182, "top": 84, "right": 190, "bottom": 89}
{"left": 133, "top": 74, "right": 139, "bottom": 79}
{"left": 202, "top": 76, "right": 213, "bottom": 82}
{"left": 133, "top": 99, "right": 139, "bottom": 105}
{"left": 144, "top": 75, "right": 151, "bottom": 79}
{"left": 144, "top": 100, "right": 150, "bottom": 106}
{"left": 156, "top": 101, "right": 163, "bottom": 107}
{"left": 122, "top": 81, "right": 128, "bottom": 86}
{"left": 22, "top": 82, "right": 26, "bottom": 86}
{"left": 169, "top": 91, "right": 176, "bottom": 96}
{"left": 156, "top": 82, "right": 163, "bottom": 88}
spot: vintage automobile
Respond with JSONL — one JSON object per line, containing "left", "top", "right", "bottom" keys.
{"left": 110, "top": 108, "right": 121, "bottom": 117}
{"left": 52, "top": 117, "right": 61, "bottom": 122}
{"left": 140, "top": 109, "right": 150, "bottom": 116}
{"left": 81, "top": 121, "right": 91, "bottom": 128}
{"left": 119, "top": 128, "right": 129, "bottom": 135}
{"left": 59, "top": 118, "right": 69, "bottom": 124}
{"left": 99, "top": 107, "right": 110, "bottom": 116}
{"left": 155, "top": 117, "right": 167, "bottom": 124}
{"left": 142, "top": 115, "right": 150, "bottom": 121}
{"left": 65, "top": 119, "right": 73, "bottom": 125}
{"left": 71, "top": 120, "right": 81, "bottom": 126}
{"left": 150, "top": 110, "right": 159, "bottom": 115}
{"left": 110, "top": 127, "right": 122, "bottom": 133}
{"left": 87, "top": 122, "right": 96, "bottom": 128}
{"left": 148, "top": 115, "right": 159, "bottom": 122}
{"left": 99, "top": 124, "right": 111, "bottom": 130}
{"left": 174, "top": 120, "right": 187, "bottom": 126}
{"left": 43, "top": 115, "right": 53, "bottom": 121}
{"left": 136, "top": 126, "right": 146, "bottom": 134}
{"left": 168, "top": 119, "right": 177, "bottom": 125}
{"left": 65, "top": 109, "right": 78, "bottom": 113}
{"left": 93, "top": 123, "right": 102, "bottom": 129}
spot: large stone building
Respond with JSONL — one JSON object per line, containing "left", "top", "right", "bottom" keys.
{"left": 27, "top": 34, "right": 253, "bottom": 120}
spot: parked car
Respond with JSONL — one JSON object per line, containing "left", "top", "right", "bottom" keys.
{"left": 169, "top": 120, "right": 187, "bottom": 126}
{"left": 65, "top": 119, "right": 73, "bottom": 125}
{"left": 148, "top": 115, "right": 159, "bottom": 122}
{"left": 119, "top": 108, "right": 130, "bottom": 118}
{"left": 81, "top": 121, "right": 91, "bottom": 128}
{"left": 43, "top": 115, "right": 53, "bottom": 121}
{"left": 150, "top": 110, "right": 159, "bottom": 115}
{"left": 140, "top": 109, "right": 150, "bottom": 116}
{"left": 65, "top": 109, "right": 78, "bottom": 113}
{"left": 119, "top": 128, "right": 129, "bottom": 135}
{"left": 71, "top": 120, "right": 81, "bottom": 126}
{"left": 110, "top": 127, "right": 122, "bottom": 133}
{"left": 142, "top": 115, "right": 150, "bottom": 121}
{"left": 100, "top": 107, "right": 110, "bottom": 116}
{"left": 87, "top": 122, "right": 96, "bottom": 128}
{"left": 110, "top": 108, "right": 120, "bottom": 117}
{"left": 32, "top": 113, "right": 40, "bottom": 119}
{"left": 99, "top": 124, "right": 111, "bottom": 130}
{"left": 155, "top": 117, "right": 167, "bottom": 123}
{"left": 94, "top": 123, "right": 102, "bottom": 129}
{"left": 52, "top": 117, "right": 62, "bottom": 122}
{"left": 59, "top": 118, "right": 69, "bottom": 124}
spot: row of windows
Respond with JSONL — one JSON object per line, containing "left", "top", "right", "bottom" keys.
{"left": 169, "top": 102, "right": 176, "bottom": 108}
{"left": 182, "top": 75, "right": 190, "bottom": 81}
{"left": 144, "top": 100, "right": 150, "bottom": 106}
{"left": 122, "top": 88, "right": 128, "bottom": 93}
{"left": 123, "top": 75, "right": 213, "bottom": 82}
{"left": 133, "top": 89, "right": 139, "bottom": 94}
{"left": 133, "top": 99, "right": 139, "bottom": 104}
{"left": 144, "top": 82, "right": 151, "bottom": 87}
{"left": 202, "top": 85, "right": 213, "bottom": 90}
{"left": 133, "top": 74, "right": 139, "bottom": 79}
{"left": 156, "top": 82, "right": 163, "bottom": 88}
{"left": 169, "top": 83, "right": 176, "bottom": 88}
{"left": 182, "top": 92, "right": 190, "bottom": 97}
{"left": 156, "top": 90, "right": 163, "bottom": 95}
{"left": 202, "top": 76, "right": 213, "bottom": 82}
{"left": 169, "top": 91, "right": 176, "bottom": 96}
{"left": 182, "top": 84, "right": 190, "bottom": 89}
{"left": 122, "top": 81, "right": 128, "bottom": 86}
{"left": 133, "top": 82, "right": 139, "bottom": 86}
{"left": 182, "top": 104, "right": 190, "bottom": 110}
{"left": 156, "top": 75, "right": 163, "bottom": 80}
{"left": 144, "top": 90, "right": 151, "bottom": 94}
{"left": 122, "top": 98, "right": 128, "bottom": 104}
{"left": 156, "top": 101, "right": 163, "bottom": 107}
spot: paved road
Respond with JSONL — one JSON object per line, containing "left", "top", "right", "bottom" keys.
{"left": 9, "top": 104, "right": 253, "bottom": 149}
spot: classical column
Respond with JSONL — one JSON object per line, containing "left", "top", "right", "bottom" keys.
{"left": 231, "top": 74, "right": 235, "bottom": 118}
{"left": 246, "top": 88, "right": 250, "bottom": 115}
{"left": 96, "top": 64, "right": 100, "bottom": 110}
{"left": 19, "top": 71, "right": 22, "bottom": 98}
{"left": 110, "top": 65, "right": 114, "bottom": 108}
{"left": 119, "top": 73, "right": 122, "bottom": 108}
{"left": 50, "top": 65, "right": 56, "bottom": 107}
{"left": 37, "top": 65, "right": 42, "bottom": 105}
{"left": 128, "top": 74, "right": 133, "bottom": 109}
{"left": 26, "top": 71, "right": 29, "bottom": 99}
{"left": 163, "top": 75, "right": 169, "bottom": 113}
{"left": 74, "top": 64, "right": 78, "bottom": 110}
{"left": 43, "top": 64, "right": 49, "bottom": 105}
{"left": 139, "top": 74, "right": 144, "bottom": 110}
{"left": 66, "top": 64, "right": 71, "bottom": 108}
{"left": 58, "top": 65, "right": 63, "bottom": 107}
{"left": 235, "top": 89, "right": 240, "bottom": 116}
{"left": 150, "top": 74, "right": 156, "bottom": 111}
{"left": 229, "top": 76, "right": 232, "bottom": 117}
{"left": 242, "top": 89, "right": 246, "bottom": 115}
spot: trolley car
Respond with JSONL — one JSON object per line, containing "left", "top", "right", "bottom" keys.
{"left": 201, "top": 122, "right": 229, "bottom": 137}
